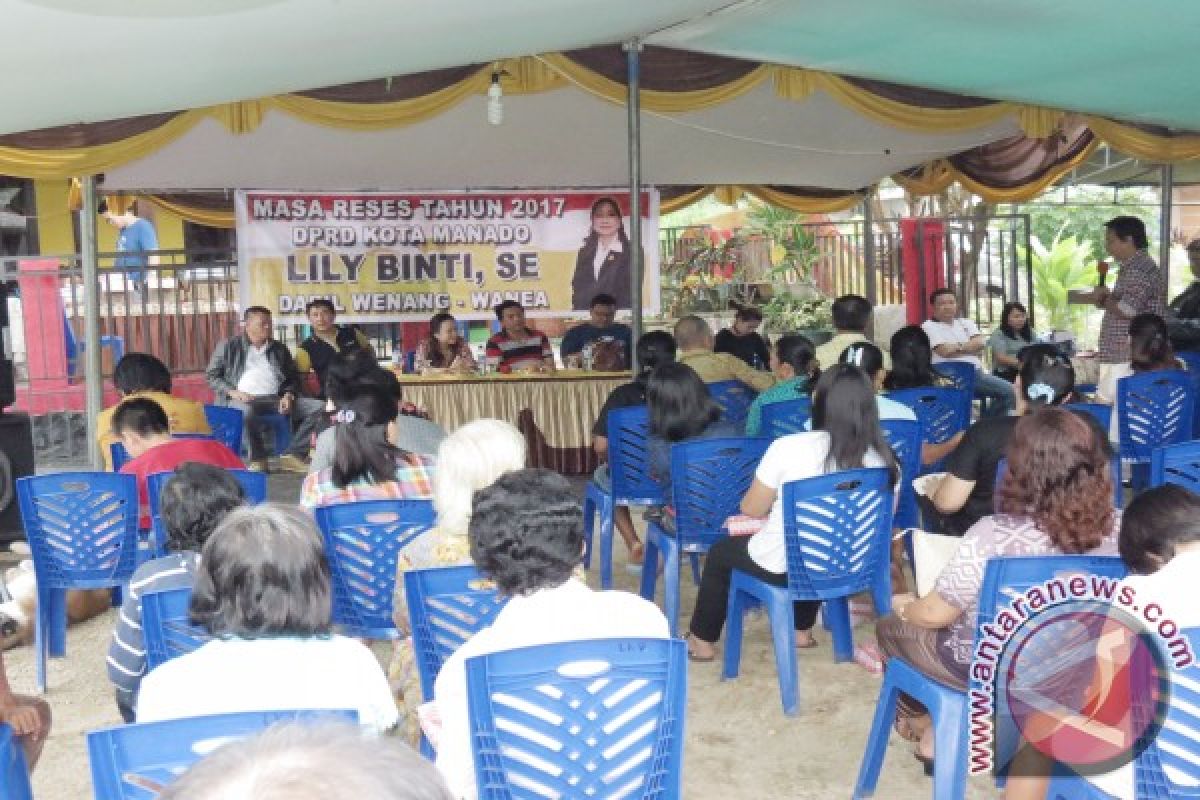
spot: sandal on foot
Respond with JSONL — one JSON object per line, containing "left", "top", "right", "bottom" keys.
{"left": 683, "top": 632, "right": 716, "bottom": 663}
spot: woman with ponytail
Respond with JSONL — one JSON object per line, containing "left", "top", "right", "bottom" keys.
{"left": 300, "top": 385, "right": 435, "bottom": 510}
{"left": 1101, "top": 312, "right": 1183, "bottom": 442}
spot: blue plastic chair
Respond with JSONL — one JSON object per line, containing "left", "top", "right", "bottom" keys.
{"left": 314, "top": 499, "right": 436, "bottom": 639}
{"left": 466, "top": 638, "right": 686, "bottom": 800}
{"left": 759, "top": 396, "right": 812, "bottom": 439}
{"left": 887, "top": 386, "right": 971, "bottom": 473}
{"left": 1151, "top": 440, "right": 1200, "bottom": 492}
{"left": 110, "top": 435, "right": 219, "bottom": 474}
{"left": 707, "top": 380, "right": 758, "bottom": 425}
{"left": 87, "top": 709, "right": 358, "bottom": 799}
{"left": 63, "top": 313, "right": 123, "bottom": 378}
{"left": 1116, "top": 370, "right": 1194, "bottom": 490}
{"left": 258, "top": 412, "right": 292, "bottom": 457}
{"left": 881, "top": 418, "right": 922, "bottom": 530}
{"left": 640, "top": 436, "right": 771, "bottom": 636}
{"left": 582, "top": 405, "right": 664, "bottom": 589}
{"left": 854, "top": 555, "right": 1128, "bottom": 800}
{"left": 17, "top": 472, "right": 140, "bottom": 692}
{"left": 0, "top": 724, "right": 32, "bottom": 800}
{"left": 146, "top": 468, "right": 267, "bottom": 558}
{"left": 202, "top": 404, "right": 245, "bottom": 455}
{"left": 935, "top": 361, "right": 979, "bottom": 413}
{"left": 723, "top": 468, "right": 894, "bottom": 715}
{"left": 1176, "top": 351, "right": 1200, "bottom": 436}
{"left": 404, "top": 564, "right": 508, "bottom": 758}
{"left": 1044, "top": 627, "right": 1200, "bottom": 799}
{"left": 141, "top": 587, "right": 209, "bottom": 670}
{"left": 1066, "top": 402, "right": 1113, "bottom": 432}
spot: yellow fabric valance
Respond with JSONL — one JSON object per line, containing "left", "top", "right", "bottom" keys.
{"left": 660, "top": 185, "right": 863, "bottom": 214}
{"left": 142, "top": 195, "right": 236, "bottom": 229}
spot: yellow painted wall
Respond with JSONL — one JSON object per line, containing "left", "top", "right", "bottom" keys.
{"left": 31, "top": 179, "right": 187, "bottom": 255}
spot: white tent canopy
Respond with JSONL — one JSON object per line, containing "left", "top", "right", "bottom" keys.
{"left": 104, "top": 81, "right": 1022, "bottom": 190}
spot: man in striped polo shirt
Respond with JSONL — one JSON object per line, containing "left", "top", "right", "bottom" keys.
{"left": 485, "top": 301, "right": 556, "bottom": 373}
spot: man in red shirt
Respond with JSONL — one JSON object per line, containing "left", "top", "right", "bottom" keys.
{"left": 113, "top": 397, "right": 245, "bottom": 526}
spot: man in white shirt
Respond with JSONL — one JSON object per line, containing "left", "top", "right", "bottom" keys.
{"left": 922, "top": 288, "right": 1015, "bottom": 416}
{"left": 205, "top": 306, "right": 324, "bottom": 471}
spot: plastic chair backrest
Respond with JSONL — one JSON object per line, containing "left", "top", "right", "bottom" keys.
{"left": 87, "top": 710, "right": 358, "bottom": 799}
{"left": 17, "top": 472, "right": 141, "bottom": 590}
{"left": 880, "top": 419, "right": 922, "bottom": 528}
{"left": 111, "top": 442, "right": 131, "bottom": 472}
{"left": 146, "top": 469, "right": 267, "bottom": 557}
{"left": 972, "top": 555, "right": 1127, "bottom": 653}
{"left": 141, "top": 587, "right": 209, "bottom": 670}
{"left": 403, "top": 564, "right": 509, "bottom": 701}
{"left": 707, "top": 380, "right": 758, "bottom": 425}
{"left": 1134, "top": 627, "right": 1200, "bottom": 798}
{"left": 314, "top": 499, "right": 436, "bottom": 639}
{"left": 1151, "top": 441, "right": 1200, "bottom": 491}
{"left": 606, "top": 405, "right": 664, "bottom": 505}
{"left": 1117, "top": 370, "right": 1195, "bottom": 463}
{"left": 760, "top": 396, "right": 812, "bottom": 439}
{"left": 936, "top": 361, "right": 977, "bottom": 397}
{"left": 466, "top": 637, "right": 686, "bottom": 800}
{"left": 1064, "top": 402, "right": 1113, "bottom": 432}
{"left": 1176, "top": 351, "right": 1200, "bottom": 432}
{"left": 669, "top": 436, "right": 771, "bottom": 552}
{"left": 0, "top": 724, "right": 32, "bottom": 800}
{"left": 886, "top": 386, "right": 971, "bottom": 447}
{"left": 780, "top": 467, "right": 894, "bottom": 599}
{"left": 202, "top": 404, "right": 245, "bottom": 456}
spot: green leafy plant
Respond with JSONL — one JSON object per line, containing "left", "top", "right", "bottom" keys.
{"left": 761, "top": 289, "right": 832, "bottom": 334}
{"left": 1023, "top": 231, "right": 1098, "bottom": 338}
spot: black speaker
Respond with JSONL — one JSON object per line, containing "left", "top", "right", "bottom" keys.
{"left": 0, "top": 281, "right": 12, "bottom": 411}
{"left": 0, "top": 412, "right": 34, "bottom": 544}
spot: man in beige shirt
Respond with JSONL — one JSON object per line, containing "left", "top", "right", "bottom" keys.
{"left": 674, "top": 315, "right": 775, "bottom": 391}
{"left": 814, "top": 294, "right": 891, "bottom": 370}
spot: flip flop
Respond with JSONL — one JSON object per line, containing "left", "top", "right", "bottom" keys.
{"left": 683, "top": 632, "right": 716, "bottom": 663}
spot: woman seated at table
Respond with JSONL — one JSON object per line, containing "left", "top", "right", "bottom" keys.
{"left": 136, "top": 504, "right": 398, "bottom": 732}
{"left": 646, "top": 362, "right": 743, "bottom": 499}
{"left": 744, "top": 334, "right": 818, "bottom": 436}
{"left": 432, "top": 469, "right": 668, "bottom": 799}
{"left": 685, "top": 363, "right": 900, "bottom": 660}
{"left": 387, "top": 418, "right": 527, "bottom": 741}
{"left": 413, "top": 312, "right": 476, "bottom": 375}
{"left": 882, "top": 325, "right": 961, "bottom": 465}
{"left": 592, "top": 330, "right": 677, "bottom": 562}
{"left": 300, "top": 385, "right": 435, "bottom": 510}
{"left": 878, "top": 407, "right": 1117, "bottom": 770}
{"left": 987, "top": 301, "right": 1035, "bottom": 382}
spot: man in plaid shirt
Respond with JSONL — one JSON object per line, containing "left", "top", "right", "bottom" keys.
{"left": 1087, "top": 217, "right": 1166, "bottom": 402}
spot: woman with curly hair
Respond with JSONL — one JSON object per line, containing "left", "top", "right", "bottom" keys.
{"left": 875, "top": 407, "right": 1118, "bottom": 771}
{"left": 431, "top": 469, "right": 667, "bottom": 799}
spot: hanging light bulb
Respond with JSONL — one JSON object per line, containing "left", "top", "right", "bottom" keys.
{"left": 487, "top": 72, "right": 504, "bottom": 126}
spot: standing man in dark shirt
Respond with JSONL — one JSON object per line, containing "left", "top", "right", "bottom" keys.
{"left": 560, "top": 293, "right": 633, "bottom": 369}
{"left": 1168, "top": 238, "right": 1200, "bottom": 352}
{"left": 713, "top": 306, "right": 771, "bottom": 369}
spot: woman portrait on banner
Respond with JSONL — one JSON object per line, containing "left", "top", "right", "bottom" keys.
{"left": 571, "top": 196, "right": 639, "bottom": 311}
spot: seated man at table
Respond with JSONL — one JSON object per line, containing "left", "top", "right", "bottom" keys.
{"left": 206, "top": 306, "right": 325, "bottom": 472}
{"left": 560, "top": 293, "right": 631, "bottom": 369}
{"left": 714, "top": 305, "right": 771, "bottom": 369}
{"left": 674, "top": 315, "right": 774, "bottom": 391}
{"left": 484, "top": 300, "right": 556, "bottom": 373}
{"left": 815, "top": 294, "right": 890, "bottom": 371}
{"left": 293, "top": 298, "right": 375, "bottom": 398}
{"left": 921, "top": 288, "right": 1015, "bottom": 417}
{"left": 97, "top": 352, "right": 210, "bottom": 471}
{"left": 113, "top": 397, "right": 244, "bottom": 527}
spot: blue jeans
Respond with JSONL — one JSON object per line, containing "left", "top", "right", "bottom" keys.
{"left": 975, "top": 371, "right": 1015, "bottom": 417}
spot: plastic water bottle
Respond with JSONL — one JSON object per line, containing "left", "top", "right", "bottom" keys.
{"left": 582, "top": 343, "right": 594, "bottom": 371}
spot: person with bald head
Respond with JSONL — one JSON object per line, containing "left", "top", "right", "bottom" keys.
{"left": 673, "top": 315, "right": 775, "bottom": 391}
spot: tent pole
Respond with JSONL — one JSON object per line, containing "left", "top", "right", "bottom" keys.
{"left": 80, "top": 175, "right": 104, "bottom": 469}
{"left": 862, "top": 189, "right": 876, "bottom": 305}
{"left": 1160, "top": 164, "right": 1174, "bottom": 287}
{"left": 624, "top": 39, "right": 643, "bottom": 372}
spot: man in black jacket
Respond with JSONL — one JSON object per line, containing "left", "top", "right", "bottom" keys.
{"left": 294, "top": 298, "right": 374, "bottom": 398}
{"left": 205, "top": 306, "right": 323, "bottom": 471}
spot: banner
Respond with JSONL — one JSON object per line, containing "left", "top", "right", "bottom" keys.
{"left": 235, "top": 189, "right": 660, "bottom": 323}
